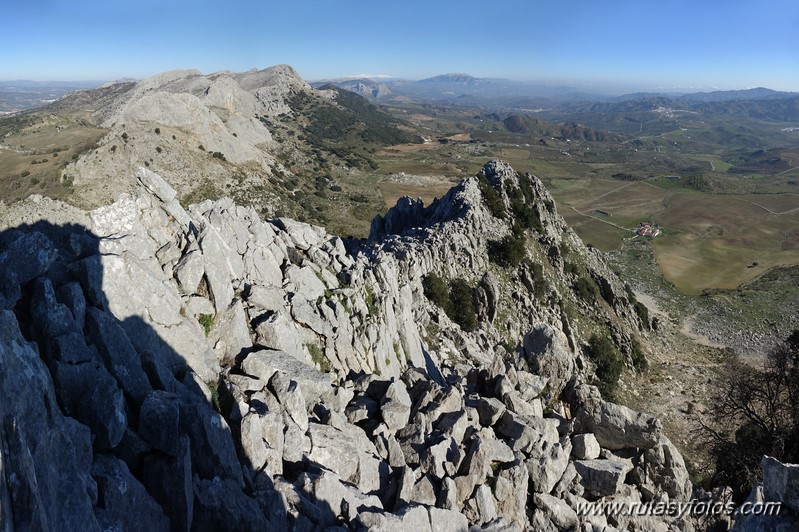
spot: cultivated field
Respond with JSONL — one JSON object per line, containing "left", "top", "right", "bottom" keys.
{"left": 378, "top": 179, "right": 458, "bottom": 208}
{"left": 373, "top": 131, "right": 799, "bottom": 295}
{"left": 0, "top": 114, "right": 105, "bottom": 202}
{"left": 548, "top": 178, "right": 799, "bottom": 294}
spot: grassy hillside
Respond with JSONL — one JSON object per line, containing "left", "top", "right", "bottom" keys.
{"left": 0, "top": 112, "right": 105, "bottom": 202}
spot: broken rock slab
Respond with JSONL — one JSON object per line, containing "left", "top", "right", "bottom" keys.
{"left": 241, "top": 349, "right": 332, "bottom": 408}
{"left": 572, "top": 433, "right": 601, "bottom": 461}
{"left": 574, "top": 459, "right": 633, "bottom": 498}
{"left": 571, "top": 382, "right": 661, "bottom": 451}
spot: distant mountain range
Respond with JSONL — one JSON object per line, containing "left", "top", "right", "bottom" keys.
{"left": 0, "top": 80, "right": 102, "bottom": 113}
{"left": 418, "top": 73, "right": 481, "bottom": 84}
{"left": 313, "top": 73, "right": 798, "bottom": 110}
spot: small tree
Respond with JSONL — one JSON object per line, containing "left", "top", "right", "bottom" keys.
{"left": 422, "top": 273, "right": 478, "bottom": 331}
{"left": 448, "top": 278, "right": 477, "bottom": 331}
{"left": 586, "top": 334, "right": 623, "bottom": 399}
{"left": 488, "top": 234, "right": 527, "bottom": 268}
{"left": 478, "top": 175, "right": 506, "bottom": 219}
{"left": 573, "top": 276, "right": 599, "bottom": 302}
{"left": 699, "top": 332, "right": 799, "bottom": 502}
{"left": 423, "top": 272, "right": 450, "bottom": 312}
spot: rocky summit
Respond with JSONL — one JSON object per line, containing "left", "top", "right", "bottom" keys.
{"left": 0, "top": 160, "right": 791, "bottom": 530}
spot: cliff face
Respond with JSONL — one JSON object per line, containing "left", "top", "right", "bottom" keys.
{"left": 0, "top": 162, "right": 696, "bottom": 530}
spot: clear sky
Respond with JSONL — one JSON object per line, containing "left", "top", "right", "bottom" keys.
{"left": 3, "top": 0, "right": 798, "bottom": 91}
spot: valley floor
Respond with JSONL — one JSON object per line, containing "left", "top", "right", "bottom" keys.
{"left": 615, "top": 288, "right": 728, "bottom": 481}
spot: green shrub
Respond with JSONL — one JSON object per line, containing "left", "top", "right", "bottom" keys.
{"left": 633, "top": 301, "right": 650, "bottom": 329}
{"left": 365, "top": 286, "right": 378, "bottom": 316}
{"left": 563, "top": 261, "right": 580, "bottom": 276}
{"left": 630, "top": 339, "right": 648, "bottom": 371}
{"left": 198, "top": 314, "right": 214, "bottom": 336}
{"left": 448, "top": 278, "right": 478, "bottom": 330}
{"left": 154, "top": 127, "right": 160, "bottom": 135}
{"left": 488, "top": 234, "right": 527, "bottom": 268}
{"left": 508, "top": 184, "right": 543, "bottom": 233}
{"left": 422, "top": 273, "right": 478, "bottom": 330}
{"left": 529, "top": 261, "right": 549, "bottom": 299}
{"left": 208, "top": 379, "right": 234, "bottom": 415}
{"left": 393, "top": 342, "right": 402, "bottom": 361}
{"left": 423, "top": 273, "right": 450, "bottom": 311}
{"left": 478, "top": 175, "right": 506, "bottom": 219}
{"left": 586, "top": 334, "right": 623, "bottom": 398}
{"left": 573, "top": 275, "right": 599, "bottom": 302}
{"left": 307, "top": 344, "right": 331, "bottom": 373}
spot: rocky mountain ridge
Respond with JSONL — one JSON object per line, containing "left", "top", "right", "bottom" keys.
{"left": 1, "top": 160, "right": 795, "bottom": 530}
{"left": 56, "top": 65, "right": 303, "bottom": 208}
{"left": 42, "top": 65, "right": 415, "bottom": 235}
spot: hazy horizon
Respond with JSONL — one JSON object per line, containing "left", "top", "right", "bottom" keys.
{"left": 1, "top": 73, "right": 794, "bottom": 98}
{"left": 3, "top": 0, "right": 798, "bottom": 92}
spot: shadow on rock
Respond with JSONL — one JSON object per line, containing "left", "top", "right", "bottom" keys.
{"left": 0, "top": 221, "right": 296, "bottom": 531}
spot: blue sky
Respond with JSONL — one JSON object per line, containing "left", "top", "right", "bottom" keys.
{"left": 3, "top": 0, "right": 798, "bottom": 91}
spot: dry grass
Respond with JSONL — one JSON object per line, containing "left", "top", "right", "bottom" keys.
{"left": 653, "top": 200, "right": 799, "bottom": 294}
{"left": 548, "top": 177, "right": 630, "bottom": 205}
{"left": 0, "top": 115, "right": 106, "bottom": 202}
{"left": 378, "top": 142, "right": 441, "bottom": 155}
{"left": 546, "top": 177, "right": 799, "bottom": 293}
{"left": 378, "top": 181, "right": 456, "bottom": 207}
{"left": 443, "top": 133, "right": 472, "bottom": 142}
{"left": 576, "top": 181, "right": 667, "bottom": 224}
{"left": 560, "top": 211, "right": 628, "bottom": 251}
{"left": 499, "top": 148, "right": 530, "bottom": 160}
{"left": 735, "top": 194, "right": 799, "bottom": 214}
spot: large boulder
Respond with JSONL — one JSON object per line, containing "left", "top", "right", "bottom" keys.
{"left": 381, "top": 380, "right": 412, "bottom": 433}
{"left": 307, "top": 422, "right": 386, "bottom": 494}
{"left": 0, "top": 311, "right": 100, "bottom": 531}
{"left": 0, "top": 231, "right": 57, "bottom": 309}
{"left": 524, "top": 325, "right": 575, "bottom": 396}
{"left": 572, "top": 433, "right": 601, "bottom": 461}
{"left": 574, "top": 459, "right": 632, "bottom": 498}
{"left": 642, "top": 436, "right": 692, "bottom": 501}
{"left": 92, "top": 455, "right": 170, "bottom": 531}
{"left": 241, "top": 349, "right": 332, "bottom": 408}
{"left": 761, "top": 455, "right": 799, "bottom": 513}
{"left": 570, "top": 382, "right": 661, "bottom": 451}
{"left": 85, "top": 307, "right": 151, "bottom": 406}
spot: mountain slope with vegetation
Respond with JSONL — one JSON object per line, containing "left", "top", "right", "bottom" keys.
{"left": 0, "top": 66, "right": 421, "bottom": 236}
{"left": 0, "top": 161, "right": 715, "bottom": 530}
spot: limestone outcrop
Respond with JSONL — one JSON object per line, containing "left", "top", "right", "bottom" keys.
{"left": 0, "top": 162, "right": 703, "bottom": 530}
{"left": 59, "top": 65, "right": 314, "bottom": 208}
